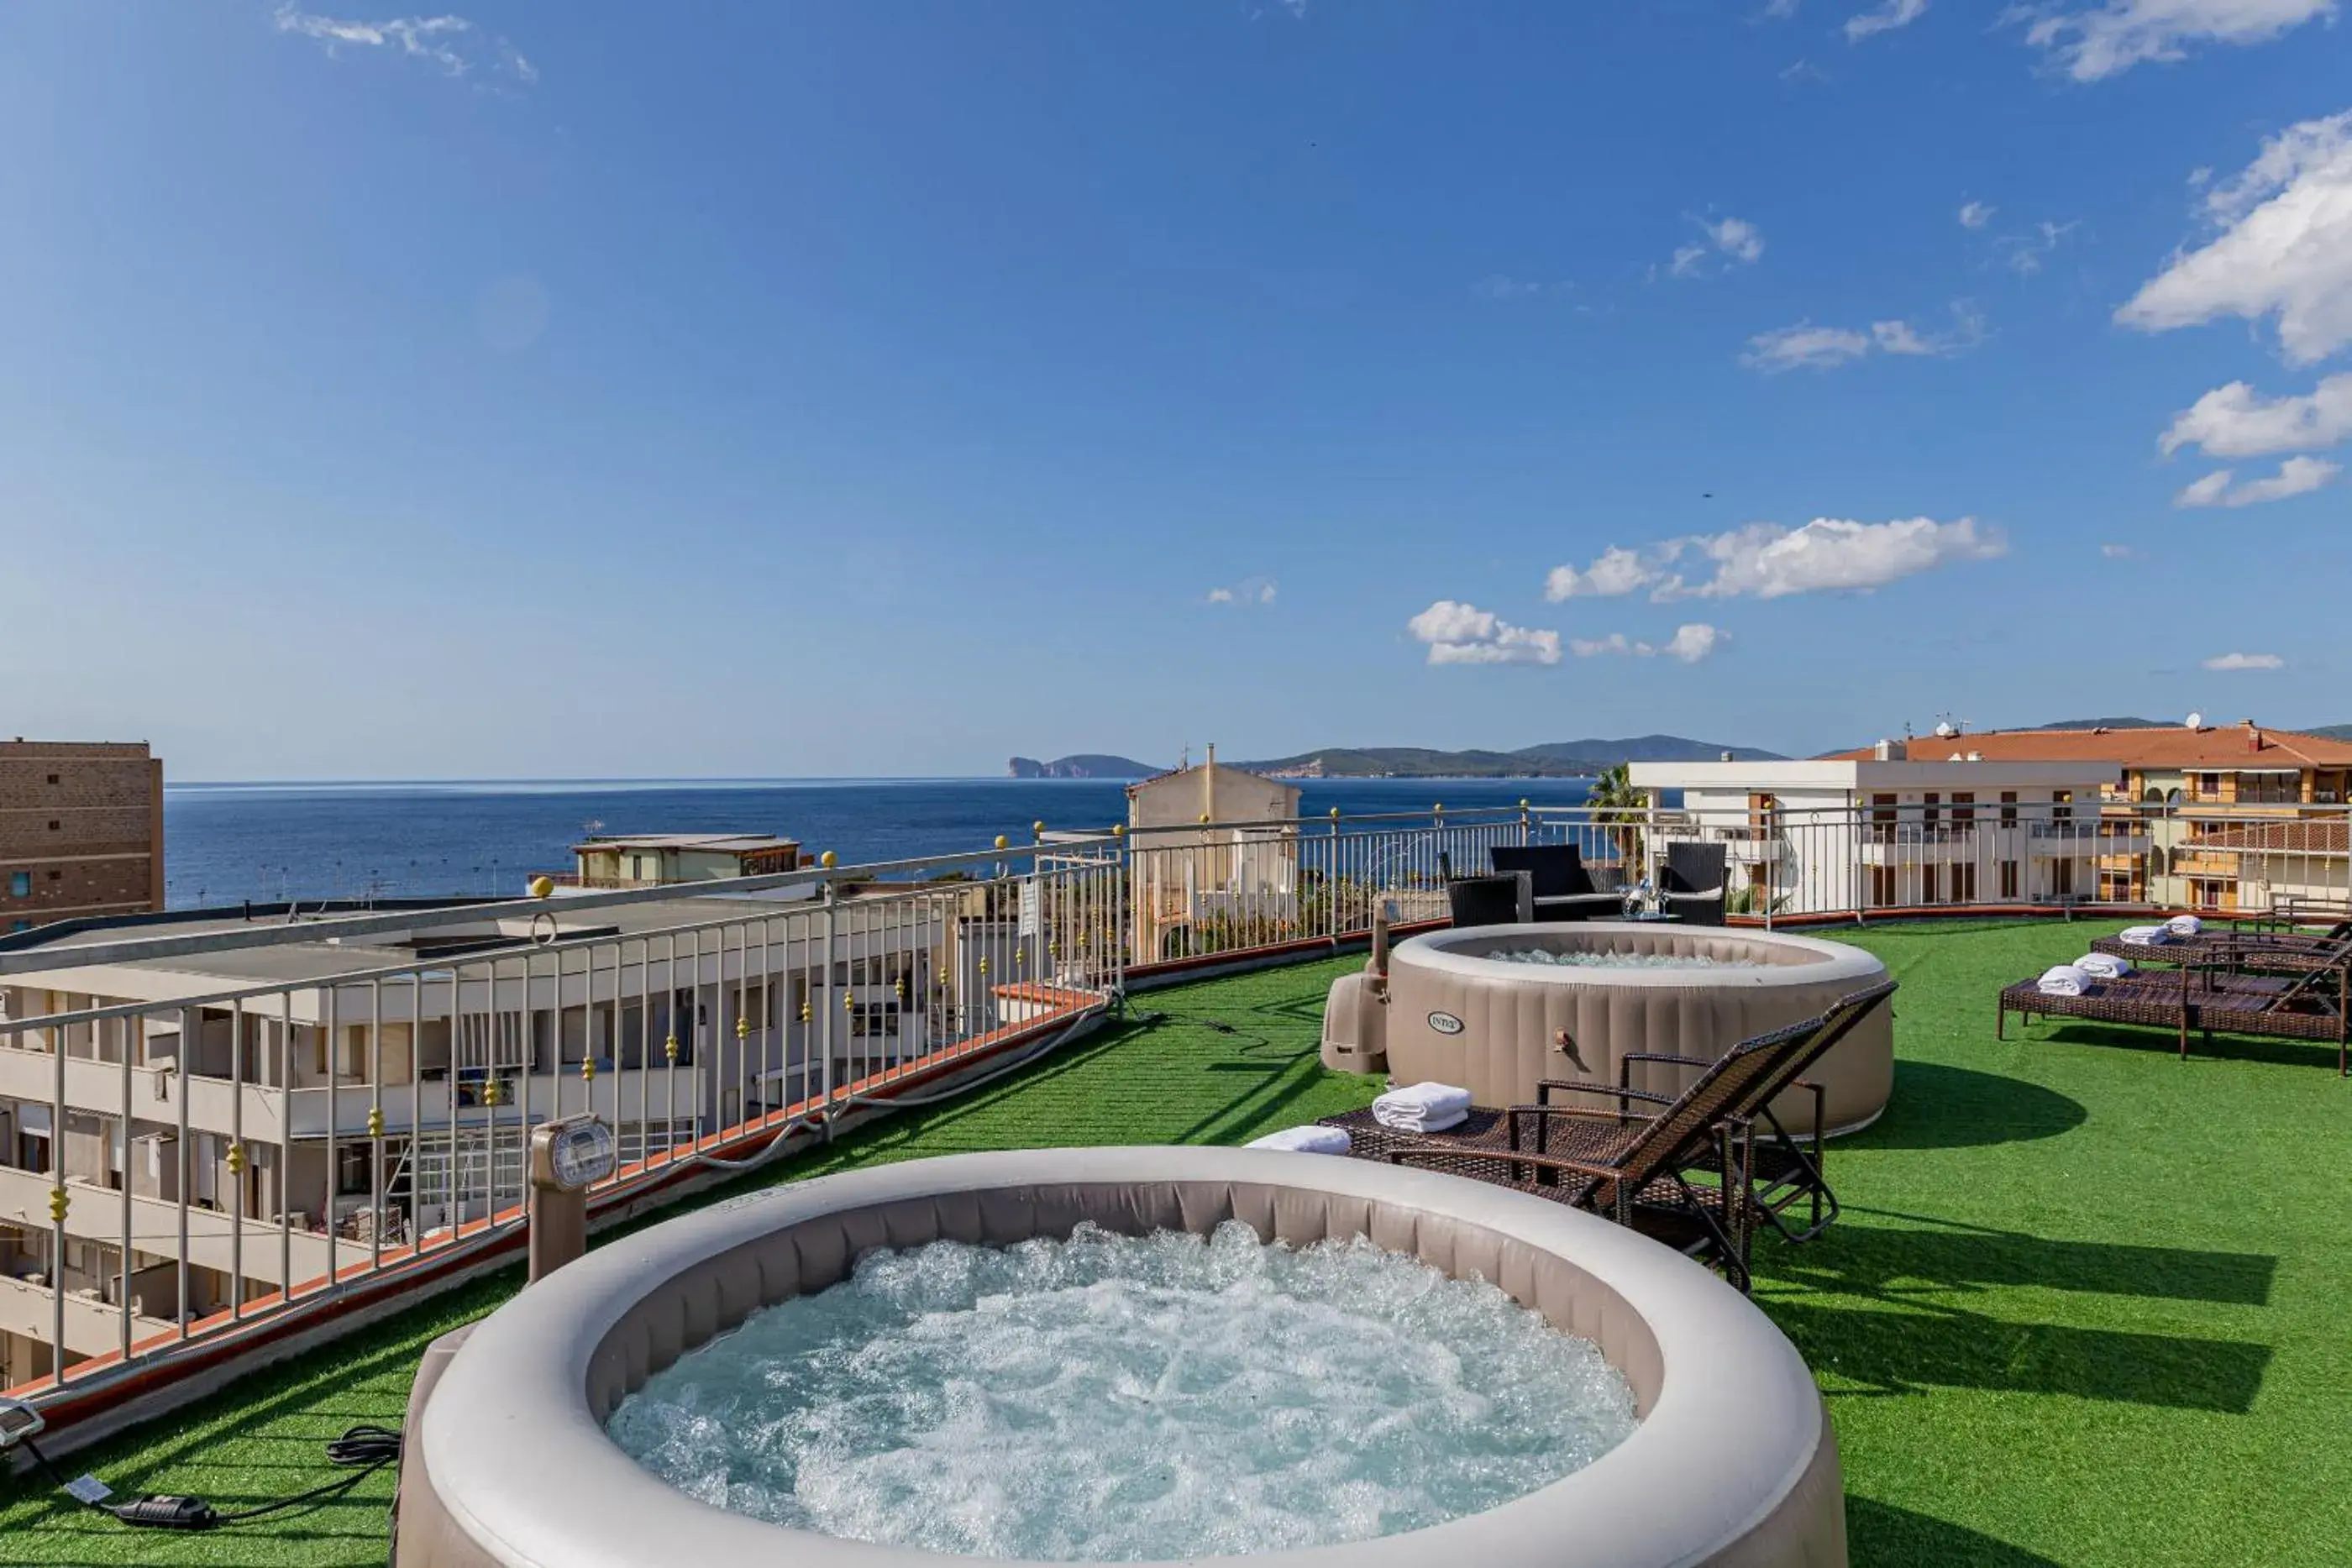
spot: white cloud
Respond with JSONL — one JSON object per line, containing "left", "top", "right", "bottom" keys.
{"left": 2203, "top": 651, "right": 2286, "bottom": 670}
{"left": 1959, "top": 200, "right": 1998, "bottom": 229}
{"left": 1544, "top": 546, "right": 1653, "bottom": 600}
{"left": 1992, "top": 219, "right": 2081, "bottom": 275}
{"left": 2173, "top": 456, "right": 2341, "bottom": 506}
{"left": 1741, "top": 322, "right": 1873, "bottom": 371}
{"left": 272, "top": 5, "right": 535, "bottom": 81}
{"left": 1744, "top": 302, "right": 1983, "bottom": 370}
{"left": 1657, "top": 623, "right": 1726, "bottom": 663}
{"left": 1847, "top": 0, "right": 1929, "bottom": 40}
{"left": 1206, "top": 576, "right": 1278, "bottom": 606}
{"left": 2173, "top": 469, "right": 2236, "bottom": 506}
{"left": 2100, "top": 542, "right": 2139, "bottom": 559}
{"left": 1766, "top": 0, "right": 1803, "bottom": 16}
{"left": 1873, "top": 303, "right": 1987, "bottom": 356}
{"left": 2018, "top": 0, "right": 2334, "bottom": 82}
{"left": 1670, "top": 216, "right": 1766, "bottom": 279}
{"left": 1546, "top": 517, "right": 2006, "bottom": 604}
{"left": 2118, "top": 111, "right": 2352, "bottom": 364}
{"left": 2159, "top": 373, "right": 2352, "bottom": 458}
{"left": 1407, "top": 601, "right": 1562, "bottom": 666}
{"left": 1570, "top": 625, "right": 1727, "bottom": 664}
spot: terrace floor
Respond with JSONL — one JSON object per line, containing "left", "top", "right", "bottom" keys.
{"left": 2, "top": 918, "right": 2348, "bottom": 1566}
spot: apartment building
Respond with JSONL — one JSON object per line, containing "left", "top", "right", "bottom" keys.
{"left": 1825, "top": 722, "right": 2352, "bottom": 915}
{"left": 0, "top": 884, "right": 1030, "bottom": 1386}
{"left": 0, "top": 741, "right": 164, "bottom": 933}
{"left": 1627, "top": 756, "right": 2121, "bottom": 915}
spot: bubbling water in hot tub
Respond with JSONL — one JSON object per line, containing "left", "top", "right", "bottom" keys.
{"left": 1480, "top": 947, "right": 1755, "bottom": 970}
{"left": 606, "top": 1220, "right": 1640, "bottom": 1561}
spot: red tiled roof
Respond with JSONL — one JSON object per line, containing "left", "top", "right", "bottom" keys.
{"left": 1819, "top": 723, "right": 2352, "bottom": 770}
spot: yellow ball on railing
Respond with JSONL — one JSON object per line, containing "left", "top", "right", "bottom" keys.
{"left": 1033, "top": 820, "right": 1046, "bottom": 836}
{"left": 528, "top": 874, "right": 554, "bottom": 899}
{"left": 995, "top": 834, "right": 1009, "bottom": 850}
{"left": 820, "top": 850, "right": 837, "bottom": 868}
{"left": 1112, "top": 824, "right": 1126, "bottom": 837}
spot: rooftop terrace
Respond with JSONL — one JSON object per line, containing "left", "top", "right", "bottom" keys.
{"left": 1, "top": 917, "right": 2347, "bottom": 1566}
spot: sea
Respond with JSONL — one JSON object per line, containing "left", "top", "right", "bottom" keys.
{"left": 161, "top": 777, "right": 1595, "bottom": 910}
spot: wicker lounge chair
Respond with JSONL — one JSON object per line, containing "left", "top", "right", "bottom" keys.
{"left": 1594, "top": 977, "right": 1897, "bottom": 1243}
{"left": 2090, "top": 924, "right": 2352, "bottom": 978}
{"left": 1446, "top": 873, "right": 1527, "bottom": 928}
{"left": 1998, "top": 958, "right": 2349, "bottom": 1073}
{"left": 1361, "top": 984, "right": 1897, "bottom": 1290}
{"left": 1662, "top": 841, "right": 1729, "bottom": 926}
{"left": 1489, "top": 844, "right": 1620, "bottom": 923}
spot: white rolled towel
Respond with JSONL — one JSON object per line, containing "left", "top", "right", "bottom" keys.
{"left": 2166, "top": 914, "right": 2204, "bottom": 936}
{"left": 2077, "top": 952, "right": 2132, "bottom": 979}
{"left": 1247, "top": 1125, "right": 1352, "bottom": 1155}
{"left": 1372, "top": 1081, "right": 1474, "bottom": 1134}
{"left": 2037, "top": 964, "right": 2093, "bottom": 998}
{"left": 2119, "top": 924, "right": 2170, "bottom": 946}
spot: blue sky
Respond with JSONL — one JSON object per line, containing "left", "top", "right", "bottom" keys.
{"left": 3, "top": 2, "right": 2348, "bottom": 779}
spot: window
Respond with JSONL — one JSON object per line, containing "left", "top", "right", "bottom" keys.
{"left": 44, "top": 774, "right": 58, "bottom": 785}
{"left": 1951, "top": 791, "right": 1976, "bottom": 832}
{"left": 7, "top": 873, "right": 27, "bottom": 899}
{"left": 1870, "top": 866, "right": 1897, "bottom": 907}
{"left": 2052, "top": 859, "right": 2074, "bottom": 897}
{"left": 45, "top": 821, "right": 57, "bottom": 832}
{"left": 336, "top": 1142, "right": 373, "bottom": 1197}
{"left": 2053, "top": 789, "right": 2074, "bottom": 822}
{"left": 1999, "top": 790, "right": 2019, "bottom": 825}
{"left": 1951, "top": 862, "right": 1977, "bottom": 902}
{"left": 1920, "top": 864, "right": 1940, "bottom": 904}
{"left": 1870, "top": 794, "right": 1898, "bottom": 844}
{"left": 1999, "top": 859, "right": 2020, "bottom": 899}
{"left": 1923, "top": 792, "right": 1940, "bottom": 827}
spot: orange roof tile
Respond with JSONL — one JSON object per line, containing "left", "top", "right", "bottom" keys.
{"left": 1819, "top": 723, "right": 2352, "bottom": 771}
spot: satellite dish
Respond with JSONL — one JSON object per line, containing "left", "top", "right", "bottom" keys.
{"left": 1933, "top": 720, "right": 1958, "bottom": 739}
{"left": 2186, "top": 711, "right": 2204, "bottom": 731}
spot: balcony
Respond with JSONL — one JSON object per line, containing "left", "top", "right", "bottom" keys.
{"left": 0, "top": 1272, "right": 177, "bottom": 1360}
{"left": 0, "top": 1165, "right": 367, "bottom": 1288}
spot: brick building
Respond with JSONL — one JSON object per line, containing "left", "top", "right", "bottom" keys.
{"left": 0, "top": 741, "right": 165, "bottom": 932}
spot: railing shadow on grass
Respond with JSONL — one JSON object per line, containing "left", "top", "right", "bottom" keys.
{"left": 1856, "top": 1061, "right": 2088, "bottom": 1149}
{"left": 1845, "top": 1497, "right": 2065, "bottom": 1566}
{"left": 1772, "top": 1212, "right": 2276, "bottom": 1305}
{"left": 1757, "top": 1218, "right": 2275, "bottom": 1413}
{"left": 2021, "top": 1019, "right": 2345, "bottom": 1072}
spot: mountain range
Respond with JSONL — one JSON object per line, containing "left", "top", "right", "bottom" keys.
{"left": 1010, "top": 721, "right": 2352, "bottom": 784}
{"left": 1233, "top": 735, "right": 1782, "bottom": 779}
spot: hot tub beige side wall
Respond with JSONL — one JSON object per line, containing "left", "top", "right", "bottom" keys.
{"left": 1383, "top": 937, "right": 1893, "bottom": 1133}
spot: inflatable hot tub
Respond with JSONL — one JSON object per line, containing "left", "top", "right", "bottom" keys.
{"left": 1330, "top": 922, "right": 1893, "bottom": 1134}
{"left": 395, "top": 1146, "right": 1845, "bottom": 1566}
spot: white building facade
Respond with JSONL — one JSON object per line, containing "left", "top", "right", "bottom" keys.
{"left": 1627, "top": 758, "right": 2125, "bottom": 917}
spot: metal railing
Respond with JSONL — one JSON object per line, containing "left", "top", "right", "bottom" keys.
{"left": 3, "top": 795, "right": 2349, "bottom": 1408}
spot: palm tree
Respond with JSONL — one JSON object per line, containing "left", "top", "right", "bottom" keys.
{"left": 1585, "top": 763, "right": 1648, "bottom": 885}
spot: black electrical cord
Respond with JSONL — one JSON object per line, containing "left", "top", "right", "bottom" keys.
{"left": 22, "top": 1423, "right": 402, "bottom": 1532}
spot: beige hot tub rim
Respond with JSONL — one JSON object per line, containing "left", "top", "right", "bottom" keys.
{"left": 402, "top": 1147, "right": 1845, "bottom": 1568}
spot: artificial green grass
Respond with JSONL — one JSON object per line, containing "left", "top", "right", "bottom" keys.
{"left": 1, "top": 921, "right": 2345, "bottom": 1565}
